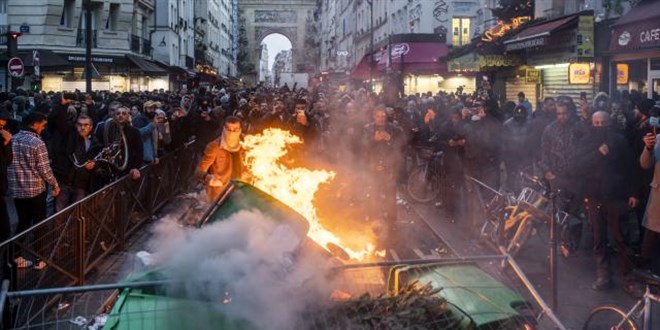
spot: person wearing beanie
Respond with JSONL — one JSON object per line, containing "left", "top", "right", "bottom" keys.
{"left": 637, "top": 98, "right": 656, "bottom": 118}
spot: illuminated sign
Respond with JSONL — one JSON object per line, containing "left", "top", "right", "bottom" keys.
{"left": 526, "top": 69, "right": 541, "bottom": 83}
{"left": 568, "top": 63, "right": 591, "bottom": 84}
{"left": 577, "top": 15, "right": 594, "bottom": 57}
{"left": 482, "top": 16, "right": 531, "bottom": 42}
{"left": 616, "top": 63, "right": 629, "bottom": 85}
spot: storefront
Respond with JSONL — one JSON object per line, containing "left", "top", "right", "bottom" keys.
{"left": 504, "top": 12, "right": 596, "bottom": 103}
{"left": 50, "top": 53, "right": 130, "bottom": 92}
{"left": 126, "top": 54, "right": 169, "bottom": 91}
{"left": 608, "top": 0, "right": 660, "bottom": 100}
{"left": 350, "top": 34, "right": 448, "bottom": 96}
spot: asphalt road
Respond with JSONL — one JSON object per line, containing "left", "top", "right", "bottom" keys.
{"left": 407, "top": 196, "right": 659, "bottom": 330}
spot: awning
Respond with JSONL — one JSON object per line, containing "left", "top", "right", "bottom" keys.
{"left": 609, "top": 0, "right": 660, "bottom": 53}
{"left": 126, "top": 54, "right": 168, "bottom": 76}
{"left": 21, "top": 50, "right": 71, "bottom": 68}
{"left": 350, "top": 54, "right": 374, "bottom": 80}
{"left": 377, "top": 42, "right": 449, "bottom": 74}
{"left": 504, "top": 15, "right": 577, "bottom": 51}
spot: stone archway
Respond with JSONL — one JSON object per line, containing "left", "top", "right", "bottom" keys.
{"left": 239, "top": 0, "right": 316, "bottom": 84}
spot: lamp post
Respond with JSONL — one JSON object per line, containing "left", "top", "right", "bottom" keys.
{"left": 366, "top": 0, "right": 373, "bottom": 92}
{"left": 84, "top": 0, "right": 92, "bottom": 93}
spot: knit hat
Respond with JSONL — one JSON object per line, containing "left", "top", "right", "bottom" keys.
{"left": 637, "top": 98, "right": 655, "bottom": 116}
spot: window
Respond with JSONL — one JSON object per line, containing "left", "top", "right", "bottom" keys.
{"left": 452, "top": 17, "right": 471, "bottom": 46}
{"left": 0, "top": 0, "right": 7, "bottom": 14}
{"left": 60, "top": 0, "right": 75, "bottom": 27}
{"left": 106, "top": 3, "right": 120, "bottom": 30}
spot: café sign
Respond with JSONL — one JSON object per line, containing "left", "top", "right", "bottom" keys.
{"left": 610, "top": 19, "right": 660, "bottom": 52}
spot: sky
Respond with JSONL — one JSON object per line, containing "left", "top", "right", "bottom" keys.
{"left": 261, "top": 34, "right": 293, "bottom": 70}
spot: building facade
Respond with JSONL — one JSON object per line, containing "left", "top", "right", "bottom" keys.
{"left": 0, "top": 0, "right": 174, "bottom": 92}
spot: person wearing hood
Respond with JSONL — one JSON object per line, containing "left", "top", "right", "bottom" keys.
{"left": 502, "top": 105, "right": 532, "bottom": 193}
{"left": 197, "top": 116, "right": 245, "bottom": 202}
{"left": 573, "top": 111, "right": 640, "bottom": 296}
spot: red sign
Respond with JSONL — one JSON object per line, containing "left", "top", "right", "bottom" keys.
{"left": 7, "top": 57, "right": 24, "bottom": 77}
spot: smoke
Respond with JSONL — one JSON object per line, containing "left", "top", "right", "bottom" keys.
{"left": 144, "top": 210, "right": 337, "bottom": 330}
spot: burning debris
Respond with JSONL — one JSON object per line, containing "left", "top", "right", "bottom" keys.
{"left": 303, "top": 281, "right": 462, "bottom": 330}
{"left": 242, "top": 128, "right": 382, "bottom": 261}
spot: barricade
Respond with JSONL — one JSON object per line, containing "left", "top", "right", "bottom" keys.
{"left": 0, "top": 141, "right": 199, "bottom": 326}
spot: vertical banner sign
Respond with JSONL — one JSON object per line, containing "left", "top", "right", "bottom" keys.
{"left": 33, "top": 50, "right": 40, "bottom": 77}
{"left": 577, "top": 16, "right": 594, "bottom": 57}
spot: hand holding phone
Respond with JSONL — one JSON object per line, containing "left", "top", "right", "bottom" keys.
{"left": 643, "top": 132, "right": 657, "bottom": 150}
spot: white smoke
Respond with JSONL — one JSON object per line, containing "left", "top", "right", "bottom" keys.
{"left": 144, "top": 210, "right": 336, "bottom": 330}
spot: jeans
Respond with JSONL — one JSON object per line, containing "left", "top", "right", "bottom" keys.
{"left": 586, "top": 199, "right": 634, "bottom": 280}
{"left": 55, "top": 185, "right": 88, "bottom": 212}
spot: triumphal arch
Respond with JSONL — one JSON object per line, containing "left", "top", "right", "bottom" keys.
{"left": 239, "top": 0, "right": 316, "bottom": 83}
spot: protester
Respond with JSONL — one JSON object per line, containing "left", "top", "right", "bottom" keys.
{"left": 197, "top": 116, "right": 245, "bottom": 202}
{"left": 573, "top": 111, "right": 639, "bottom": 295}
{"left": 639, "top": 109, "right": 659, "bottom": 274}
{"left": 8, "top": 112, "right": 59, "bottom": 269}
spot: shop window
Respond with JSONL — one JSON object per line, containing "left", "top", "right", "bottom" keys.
{"left": 60, "top": 0, "right": 75, "bottom": 28}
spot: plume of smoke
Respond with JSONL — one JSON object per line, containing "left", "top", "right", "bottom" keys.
{"left": 145, "top": 210, "right": 336, "bottom": 330}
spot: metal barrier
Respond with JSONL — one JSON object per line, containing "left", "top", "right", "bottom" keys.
{"left": 0, "top": 142, "right": 199, "bottom": 326}
{"left": 0, "top": 255, "right": 567, "bottom": 329}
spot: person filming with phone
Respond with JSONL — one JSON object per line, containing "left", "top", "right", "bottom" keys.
{"left": 639, "top": 104, "right": 660, "bottom": 275}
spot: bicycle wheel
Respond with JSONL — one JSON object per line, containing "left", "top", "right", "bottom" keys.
{"left": 407, "top": 166, "right": 439, "bottom": 203}
{"left": 582, "top": 305, "right": 638, "bottom": 330}
{"left": 102, "top": 119, "right": 130, "bottom": 171}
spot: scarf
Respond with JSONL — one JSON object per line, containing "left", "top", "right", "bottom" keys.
{"left": 220, "top": 128, "right": 241, "bottom": 152}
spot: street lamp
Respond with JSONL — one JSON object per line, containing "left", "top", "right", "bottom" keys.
{"left": 366, "top": 0, "right": 374, "bottom": 92}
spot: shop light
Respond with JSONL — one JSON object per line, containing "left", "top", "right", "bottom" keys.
{"left": 533, "top": 63, "right": 569, "bottom": 69}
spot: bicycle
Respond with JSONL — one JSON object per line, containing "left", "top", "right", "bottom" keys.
{"left": 406, "top": 146, "right": 444, "bottom": 203}
{"left": 480, "top": 174, "right": 583, "bottom": 258}
{"left": 582, "top": 268, "right": 660, "bottom": 330}
{"left": 73, "top": 119, "right": 129, "bottom": 178}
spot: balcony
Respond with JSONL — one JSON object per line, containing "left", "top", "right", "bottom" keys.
{"left": 131, "top": 35, "right": 140, "bottom": 53}
{"left": 76, "top": 29, "right": 98, "bottom": 48}
{"left": 141, "top": 38, "right": 152, "bottom": 56}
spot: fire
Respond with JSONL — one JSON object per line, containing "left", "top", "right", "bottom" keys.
{"left": 242, "top": 128, "right": 378, "bottom": 261}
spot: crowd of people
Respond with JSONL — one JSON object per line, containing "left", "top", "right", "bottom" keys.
{"left": 0, "top": 81, "right": 657, "bottom": 299}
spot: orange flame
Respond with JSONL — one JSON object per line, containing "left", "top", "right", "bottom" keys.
{"left": 242, "top": 128, "right": 377, "bottom": 261}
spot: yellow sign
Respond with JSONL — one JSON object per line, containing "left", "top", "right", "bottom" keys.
{"left": 525, "top": 69, "right": 541, "bottom": 83}
{"left": 569, "top": 63, "right": 591, "bottom": 84}
{"left": 577, "top": 16, "right": 594, "bottom": 57}
{"left": 616, "top": 63, "right": 629, "bottom": 85}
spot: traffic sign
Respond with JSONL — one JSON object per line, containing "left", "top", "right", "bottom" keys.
{"left": 33, "top": 51, "right": 40, "bottom": 77}
{"left": 7, "top": 57, "right": 24, "bottom": 77}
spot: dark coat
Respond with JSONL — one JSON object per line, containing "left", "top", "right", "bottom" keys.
{"left": 573, "top": 128, "right": 636, "bottom": 201}
{"left": 53, "top": 129, "right": 102, "bottom": 190}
